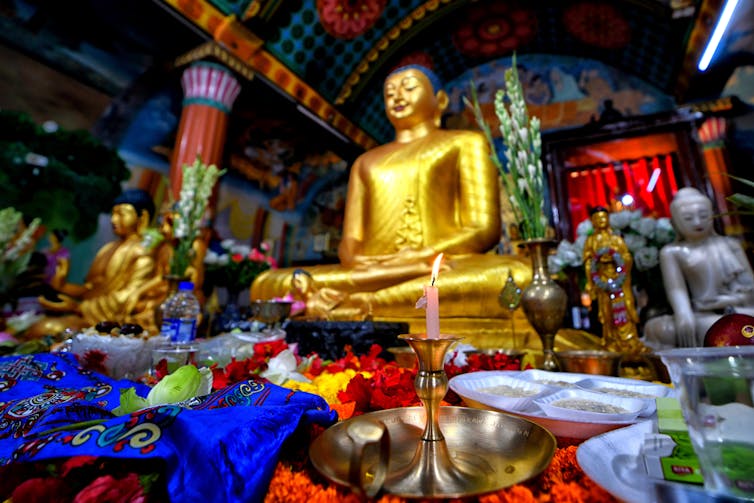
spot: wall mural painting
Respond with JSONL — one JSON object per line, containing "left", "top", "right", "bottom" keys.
{"left": 445, "top": 54, "right": 676, "bottom": 134}
{"left": 217, "top": 135, "right": 349, "bottom": 267}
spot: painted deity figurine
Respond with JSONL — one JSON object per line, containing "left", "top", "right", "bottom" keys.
{"left": 583, "top": 207, "right": 646, "bottom": 355}
{"left": 251, "top": 65, "right": 530, "bottom": 326}
{"left": 644, "top": 188, "right": 754, "bottom": 348}
{"left": 35, "top": 189, "right": 162, "bottom": 334}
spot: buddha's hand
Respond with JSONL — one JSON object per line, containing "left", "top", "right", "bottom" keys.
{"left": 351, "top": 248, "right": 436, "bottom": 270}
{"left": 49, "top": 257, "right": 70, "bottom": 290}
{"left": 675, "top": 315, "right": 696, "bottom": 347}
{"left": 38, "top": 294, "right": 79, "bottom": 313}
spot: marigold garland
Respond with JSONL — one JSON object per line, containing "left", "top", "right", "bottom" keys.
{"left": 267, "top": 444, "right": 617, "bottom": 502}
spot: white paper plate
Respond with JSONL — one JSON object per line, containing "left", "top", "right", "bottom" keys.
{"left": 577, "top": 421, "right": 656, "bottom": 503}
{"left": 534, "top": 388, "right": 645, "bottom": 422}
{"left": 516, "top": 369, "right": 586, "bottom": 388}
{"left": 448, "top": 372, "right": 551, "bottom": 411}
{"left": 450, "top": 370, "right": 651, "bottom": 439}
{"left": 576, "top": 378, "right": 672, "bottom": 416}
{"left": 578, "top": 421, "right": 724, "bottom": 503}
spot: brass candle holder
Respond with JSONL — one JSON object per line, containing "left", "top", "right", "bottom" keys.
{"left": 309, "top": 333, "right": 556, "bottom": 499}
{"left": 382, "top": 334, "right": 487, "bottom": 497}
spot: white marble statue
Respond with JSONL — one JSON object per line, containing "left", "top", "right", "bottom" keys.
{"left": 644, "top": 187, "right": 754, "bottom": 348}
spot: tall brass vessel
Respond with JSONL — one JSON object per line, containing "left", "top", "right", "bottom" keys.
{"left": 520, "top": 239, "right": 568, "bottom": 370}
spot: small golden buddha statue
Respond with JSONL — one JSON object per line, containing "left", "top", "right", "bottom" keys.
{"left": 252, "top": 65, "right": 531, "bottom": 340}
{"left": 583, "top": 207, "right": 647, "bottom": 355}
{"left": 33, "top": 189, "right": 163, "bottom": 335}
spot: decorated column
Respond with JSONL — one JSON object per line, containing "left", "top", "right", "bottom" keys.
{"left": 169, "top": 61, "right": 241, "bottom": 211}
{"left": 698, "top": 116, "right": 741, "bottom": 236}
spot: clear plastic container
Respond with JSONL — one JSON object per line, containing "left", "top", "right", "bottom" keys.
{"left": 160, "top": 281, "right": 201, "bottom": 343}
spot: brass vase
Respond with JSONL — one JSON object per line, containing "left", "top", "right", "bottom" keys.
{"left": 520, "top": 239, "right": 567, "bottom": 370}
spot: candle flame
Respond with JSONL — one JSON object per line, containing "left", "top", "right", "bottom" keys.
{"left": 431, "top": 253, "right": 443, "bottom": 286}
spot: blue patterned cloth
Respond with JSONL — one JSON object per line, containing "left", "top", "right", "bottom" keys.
{"left": 0, "top": 352, "right": 338, "bottom": 502}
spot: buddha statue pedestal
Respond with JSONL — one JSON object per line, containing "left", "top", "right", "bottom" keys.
{"left": 284, "top": 320, "right": 409, "bottom": 361}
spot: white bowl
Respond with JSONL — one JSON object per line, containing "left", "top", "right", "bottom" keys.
{"left": 71, "top": 332, "right": 169, "bottom": 379}
{"left": 449, "top": 371, "right": 550, "bottom": 411}
{"left": 517, "top": 369, "right": 585, "bottom": 388}
{"left": 533, "top": 388, "right": 645, "bottom": 423}
{"left": 576, "top": 377, "right": 672, "bottom": 416}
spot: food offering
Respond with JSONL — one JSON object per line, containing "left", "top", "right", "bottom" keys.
{"left": 449, "top": 370, "right": 674, "bottom": 439}
{"left": 70, "top": 321, "right": 168, "bottom": 379}
{"left": 575, "top": 377, "right": 671, "bottom": 415}
{"left": 454, "top": 373, "right": 551, "bottom": 411}
{"left": 533, "top": 388, "right": 644, "bottom": 422}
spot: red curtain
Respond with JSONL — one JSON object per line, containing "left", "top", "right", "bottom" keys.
{"left": 565, "top": 154, "right": 678, "bottom": 240}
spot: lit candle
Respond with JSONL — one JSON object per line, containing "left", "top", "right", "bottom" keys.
{"left": 424, "top": 253, "right": 443, "bottom": 339}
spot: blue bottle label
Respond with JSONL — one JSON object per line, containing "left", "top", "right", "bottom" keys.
{"left": 161, "top": 318, "right": 197, "bottom": 343}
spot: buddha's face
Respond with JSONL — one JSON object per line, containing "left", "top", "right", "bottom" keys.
{"left": 291, "top": 272, "right": 311, "bottom": 295}
{"left": 111, "top": 203, "right": 139, "bottom": 237}
{"left": 384, "top": 68, "right": 437, "bottom": 128}
{"left": 591, "top": 211, "right": 609, "bottom": 230}
{"left": 673, "top": 199, "right": 713, "bottom": 241}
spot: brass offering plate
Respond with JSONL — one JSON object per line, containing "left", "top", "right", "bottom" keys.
{"left": 309, "top": 405, "right": 556, "bottom": 499}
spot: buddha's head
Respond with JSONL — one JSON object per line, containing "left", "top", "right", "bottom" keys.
{"left": 384, "top": 65, "right": 449, "bottom": 130}
{"left": 670, "top": 187, "right": 714, "bottom": 242}
{"left": 111, "top": 189, "right": 155, "bottom": 238}
{"left": 48, "top": 229, "right": 68, "bottom": 252}
{"left": 590, "top": 206, "right": 610, "bottom": 231}
{"left": 291, "top": 268, "right": 314, "bottom": 297}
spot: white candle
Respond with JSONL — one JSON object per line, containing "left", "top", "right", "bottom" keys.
{"left": 425, "top": 254, "right": 443, "bottom": 339}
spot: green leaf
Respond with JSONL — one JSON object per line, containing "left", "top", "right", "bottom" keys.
{"left": 727, "top": 193, "right": 754, "bottom": 211}
{"left": 112, "top": 387, "right": 149, "bottom": 416}
{"left": 147, "top": 364, "right": 202, "bottom": 405}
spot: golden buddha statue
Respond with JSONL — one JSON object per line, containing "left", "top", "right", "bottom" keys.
{"left": 33, "top": 189, "right": 163, "bottom": 335}
{"left": 252, "top": 65, "right": 533, "bottom": 345}
{"left": 582, "top": 207, "right": 647, "bottom": 355}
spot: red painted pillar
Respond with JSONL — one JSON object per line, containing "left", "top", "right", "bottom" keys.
{"left": 169, "top": 62, "right": 242, "bottom": 213}
{"left": 698, "top": 117, "right": 741, "bottom": 235}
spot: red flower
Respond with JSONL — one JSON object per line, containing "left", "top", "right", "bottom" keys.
{"left": 73, "top": 473, "right": 146, "bottom": 503}
{"left": 338, "top": 365, "right": 419, "bottom": 415}
{"left": 337, "top": 373, "right": 373, "bottom": 412}
{"left": 80, "top": 350, "right": 109, "bottom": 376}
{"left": 231, "top": 253, "right": 244, "bottom": 263}
{"left": 60, "top": 456, "right": 98, "bottom": 477}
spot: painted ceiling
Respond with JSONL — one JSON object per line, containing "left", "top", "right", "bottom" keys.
{"left": 2, "top": 0, "right": 753, "bottom": 156}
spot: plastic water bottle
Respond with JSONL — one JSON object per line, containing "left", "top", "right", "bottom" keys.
{"left": 160, "top": 281, "right": 201, "bottom": 343}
